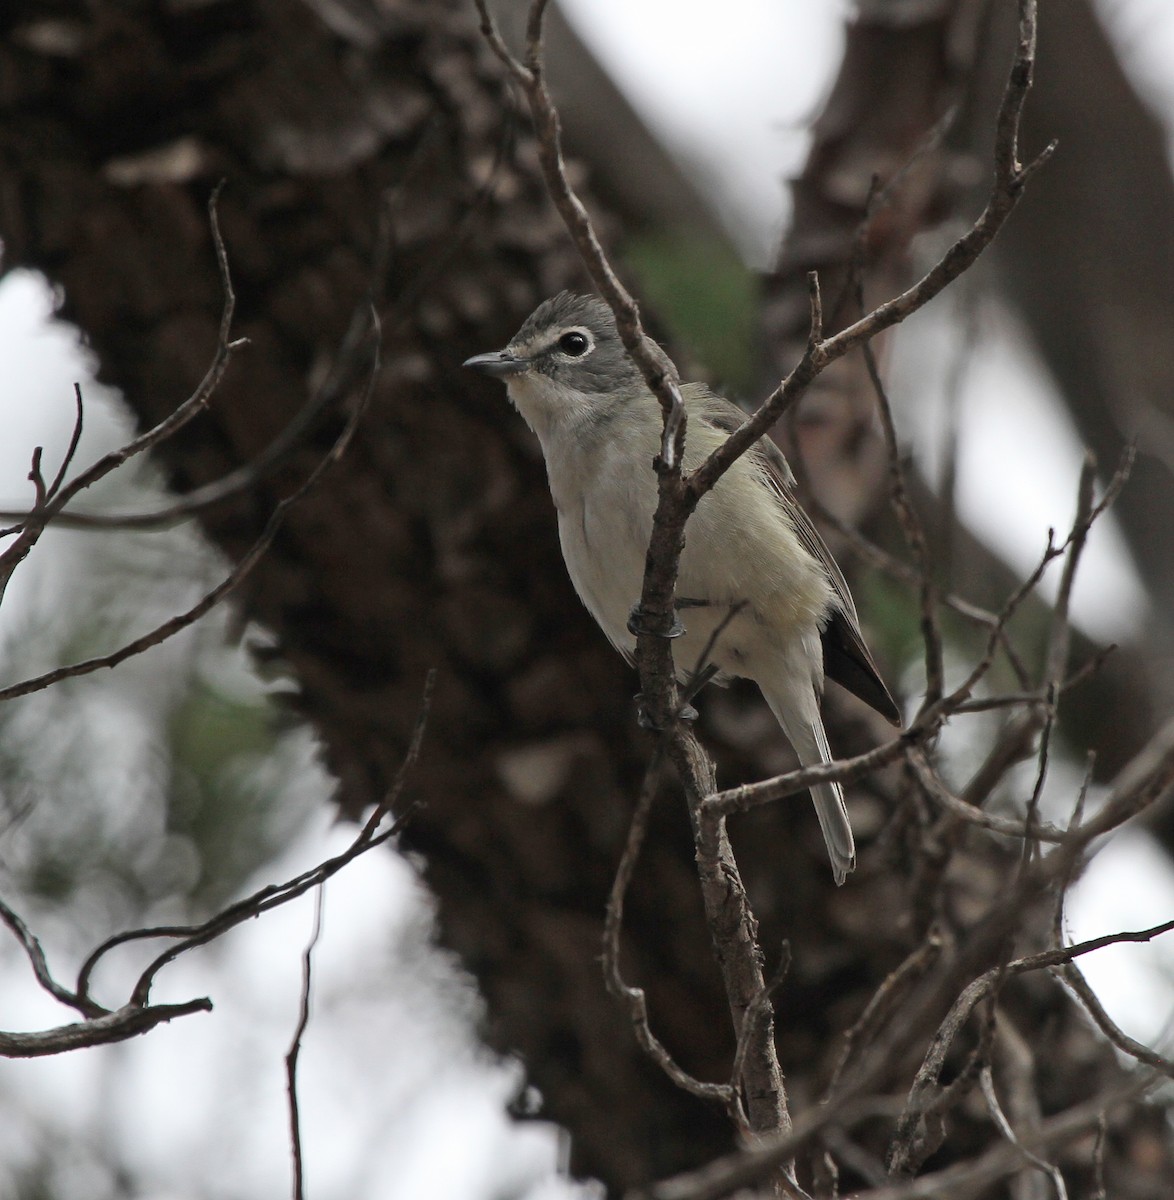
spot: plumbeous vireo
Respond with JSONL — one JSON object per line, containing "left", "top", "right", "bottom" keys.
{"left": 465, "top": 292, "right": 900, "bottom": 884}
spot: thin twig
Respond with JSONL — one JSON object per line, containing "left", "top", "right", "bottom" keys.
{"left": 602, "top": 746, "right": 733, "bottom": 1109}
{"left": 824, "top": 927, "right": 946, "bottom": 1100}
{"left": 681, "top": 600, "right": 747, "bottom": 700}
{"left": 640, "top": 1075, "right": 1148, "bottom": 1200}
{"left": 287, "top": 884, "right": 325, "bottom": 1200}
{"left": 0, "top": 306, "right": 378, "bottom": 709}
{"left": 0, "top": 185, "right": 244, "bottom": 607}
{"left": 0, "top": 115, "right": 509, "bottom": 535}
{"left": 906, "top": 748, "right": 1067, "bottom": 844}
{"left": 1056, "top": 957, "right": 1172, "bottom": 1076}
{"left": 1043, "top": 455, "right": 1097, "bottom": 688}
{"left": 43, "top": 184, "right": 244, "bottom": 521}
{"left": 851, "top": 218, "right": 943, "bottom": 710}
{"left": 45, "top": 385, "right": 86, "bottom": 503}
{"left": 125, "top": 667, "right": 430, "bottom": 1008}
{"left": 1090, "top": 1114, "right": 1108, "bottom": 1200}
{"left": 730, "top": 941, "right": 791, "bottom": 1132}
{"left": 1, "top": 671, "right": 431, "bottom": 1060}
{"left": 980, "top": 1065, "right": 1069, "bottom": 1200}
{"left": 868, "top": 337, "right": 944, "bottom": 710}
{"left": 0, "top": 186, "right": 238, "bottom": 545}
{"left": 684, "top": 0, "right": 1050, "bottom": 508}
{"left": 0, "top": 895, "right": 101, "bottom": 1016}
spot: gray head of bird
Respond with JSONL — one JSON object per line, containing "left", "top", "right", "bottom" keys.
{"left": 463, "top": 292, "right": 646, "bottom": 438}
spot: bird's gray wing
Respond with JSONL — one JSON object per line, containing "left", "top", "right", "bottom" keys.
{"left": 695, "top": 393, "right": 901, "bottom": 725}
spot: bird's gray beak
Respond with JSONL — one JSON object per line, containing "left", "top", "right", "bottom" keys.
{"left": 463, "top": 350, "right": 530, "bottom": 378}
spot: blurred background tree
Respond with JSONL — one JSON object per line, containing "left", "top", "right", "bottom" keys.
{"left": 0, "top": 1, "right": 1171, "bottom": 1196}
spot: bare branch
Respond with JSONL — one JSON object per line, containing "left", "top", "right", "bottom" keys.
{"left": 473, "top": 0, "right": 532, "bottom": 86}
{"left": 888, "top": 976, "right": 1002, "bottom": 1177}
{"left": 690, "top": 795, "right": 793, "bottom": 1148}
{"left": 980, "top": 1064, "right": 1069, "bottom": 1200}
{"left": 805, "top": 271, "right": 823, "bottom": 348}
{"left": 0, "top": 999, "right": 212, "bottom": 1059}
{"left": 1043, "top": 454, "right": 1097, "bottom": 688}
{"left": 730, "top": 941, "right": 791, "bottom": 1132}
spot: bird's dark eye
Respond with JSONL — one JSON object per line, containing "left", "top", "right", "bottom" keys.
{"left": 558, "top": 331, "right": 590, "bottom": 357}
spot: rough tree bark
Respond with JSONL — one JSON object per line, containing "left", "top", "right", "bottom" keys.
{"left": 0, "top": 1, "right": 1169, "bottom": 1194}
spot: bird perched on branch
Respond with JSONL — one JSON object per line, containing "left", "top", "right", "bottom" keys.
{"left": 465, "top": 292, "right": 900, "bottom": 883}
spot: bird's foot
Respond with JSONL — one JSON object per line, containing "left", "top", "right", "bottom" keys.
{"left": 634, "top": 692, "right": 699, "bottom": 731}
{"left": 626, "top": 597, "right": 714, "bottom": 640}
{"left": 627, "top": 603, "right": 686, "bottom": 640}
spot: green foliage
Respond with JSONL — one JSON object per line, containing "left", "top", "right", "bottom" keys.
{"left": 854, "top": 569, "right": 924, "bottom": 678}
{"left": 164, "top": 677, "right": 299, "bottom": 906}
{"left": 623, "top": 228, "right": 759, "bottom": 394}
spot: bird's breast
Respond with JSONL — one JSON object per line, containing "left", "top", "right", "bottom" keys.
{"left": 548, "top": 439, "right": 655, "bottom": 655}
{"left": 540, "top": 407, "right": 833, "bottom": 682}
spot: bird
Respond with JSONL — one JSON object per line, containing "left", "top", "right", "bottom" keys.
{"left": 465, "top": 292, "right": 900, "bottom": 883}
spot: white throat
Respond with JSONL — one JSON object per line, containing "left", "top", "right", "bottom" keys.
{"left": 504, "top": 373, "right": 601, "bottom": 452}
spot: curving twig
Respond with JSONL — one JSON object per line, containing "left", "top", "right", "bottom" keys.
{"left": 602, "top": 745, "right": 735, "bottom": 1112}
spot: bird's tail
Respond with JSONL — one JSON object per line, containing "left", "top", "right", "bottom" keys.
{"left": 761, "top": 681, "right": 855, "bottom": 886}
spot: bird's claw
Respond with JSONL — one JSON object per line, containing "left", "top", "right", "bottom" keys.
{"left": 635, "top": 693, "right": 699, "bottom": 731}
{"left": 627, "top": 603, "right": 685, "bottom": 640}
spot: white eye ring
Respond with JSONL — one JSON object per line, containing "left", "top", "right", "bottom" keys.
{"left": 557, "top": 329, "right": 592, "bottom": 357}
